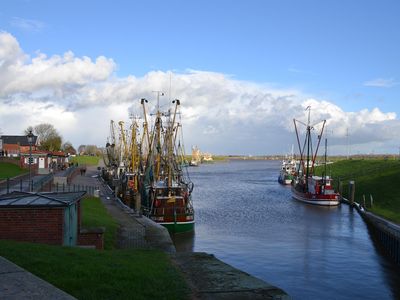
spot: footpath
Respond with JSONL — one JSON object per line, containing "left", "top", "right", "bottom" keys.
{"left": 0, "top": 256, "right": 76, "bottom": 299}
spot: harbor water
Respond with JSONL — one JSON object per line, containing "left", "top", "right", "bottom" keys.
{"left": 173, "top": 160, "right": 400, "bottom": 299}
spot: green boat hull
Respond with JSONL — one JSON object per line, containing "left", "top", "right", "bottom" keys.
{"left": 161, "top": 221, "right": 195, "bottom": 233}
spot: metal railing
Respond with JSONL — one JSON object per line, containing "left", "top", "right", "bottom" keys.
{"left": 0, "top": 177, "right": 99, "bottom": 196}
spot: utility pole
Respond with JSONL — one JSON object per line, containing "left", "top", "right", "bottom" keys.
{"left": 346, "top": 127, "right": 350, "bottom": 159}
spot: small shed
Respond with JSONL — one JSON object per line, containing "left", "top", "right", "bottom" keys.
{"left": 0, "top": 191, "right": 104, "bottom": 249}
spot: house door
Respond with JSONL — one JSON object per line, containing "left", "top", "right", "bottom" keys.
{"left": 63, "top": 204, "right": 78, "bottom": 246}
{"left": 39, "top": 157, "right": 45, "bottom": 168}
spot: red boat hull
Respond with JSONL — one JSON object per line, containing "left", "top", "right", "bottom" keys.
{"left": 291, "top": 186, "right": 340, "bottom": 206}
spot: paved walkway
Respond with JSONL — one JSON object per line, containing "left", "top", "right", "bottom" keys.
{"left": 70, "top": 165, "right": 175, "bottom": 252}
{"left": 0, "top": 257, "right": 76, "bottom": 300}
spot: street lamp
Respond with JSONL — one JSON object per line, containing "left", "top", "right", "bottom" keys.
{"left": 27, "top": 130, "right": 34, "bottom": 192}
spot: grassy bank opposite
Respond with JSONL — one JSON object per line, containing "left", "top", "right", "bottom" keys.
{"left": 70, "top": 155, "right": 100, "bottom": 166}
{"left": 0, "top": 162, "right": 27, "bottom": 179}
{"left": 0, "top": 196, "right": 189, "bottom": 299}
{"left": 315, "top": 159, "right": 400, "bottom": 224}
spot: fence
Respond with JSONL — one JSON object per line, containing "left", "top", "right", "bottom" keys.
{"left": 0, "top": 176, "right": 99, "bottom": 196}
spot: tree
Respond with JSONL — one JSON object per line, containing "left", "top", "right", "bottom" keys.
{"left": 85, "top": 145, "right": 98, "bottom": 155}
{"left": 25, "top": 123, "right": 63, "bottom": 151}
{"left": 78, "top": 145, "right": 86, "bottom": 155}
{"left": 23, "top": 126, "right": 34, "bottom": 135}
{"left": 62, "top": 141, "right": 76, "bottom": 155}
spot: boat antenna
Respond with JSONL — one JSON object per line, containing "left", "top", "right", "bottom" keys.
{"left": 152, "top": 90, "right": 165, "bottom": 112}
{"left": 306, "top": 106, "right": 311, "bottom": 126}
{"left": 169, "top": 72, "right": 172, "bottom": 102}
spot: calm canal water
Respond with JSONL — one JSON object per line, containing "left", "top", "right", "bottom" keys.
{"left": 173, "top": 160, "right": 400, "bottom": 299}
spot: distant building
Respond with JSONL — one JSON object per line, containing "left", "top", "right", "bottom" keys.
{"left": 0, "top": 135, "right": 38, "bottom": 157}
{"left": 19, "top": 150, "right": 68, "bottom": 174}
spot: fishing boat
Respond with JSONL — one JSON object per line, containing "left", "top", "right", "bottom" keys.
{"left": 291, "top": 107, "right": 340, "bottom": 206}
{"left": 278, "top": 147, "right": 297, "bottom": 185}
{"left": 189, "top": 146, "right": 201, "bottom": 166}
{"left": 141, "top": 94, "right": 195, "bottom": 233}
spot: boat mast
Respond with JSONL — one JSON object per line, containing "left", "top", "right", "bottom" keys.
{"left": 310, "top": 120, "right": 326, "bottom": 174}
{"left": 305, "top": 106, "right": 311, "bottom": 191}
{"left": 152, "top": 91, "right": 164, "bottom": 181}
{"left": 324, "top": 137, "right": 327, "bottom": 185}
{"left": 140, "top": 98, "right": 151, "bottom": 160}
{"left": 167, "top": 99, "right": 180, "bottom": 188}
{"left": 130, "top": 118, "right": 139, "bottom": 190}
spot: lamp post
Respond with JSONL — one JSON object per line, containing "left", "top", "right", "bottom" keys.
{"left": 27, "top": 130, "right": 34, "bottom": 192}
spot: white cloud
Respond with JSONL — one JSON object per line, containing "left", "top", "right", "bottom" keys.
{"left": 0, "top": 31, "right": 399, "bottom": 155}
{"left": 10, "top": 17, "right": 45, "bottom": 32}
{"left": 363, "top": 78, "right": 398, "bottom": 88}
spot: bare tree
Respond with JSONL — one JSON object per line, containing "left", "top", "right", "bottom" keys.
{"left": 85, "top": 145, "right": 98, "bottom": 155}
{"left": 62, "top": 141, "right": 76, "bottom": 155}
{"left": 78, "top": 145, "right": 86, "bottom": 154}
{"left": 25, "top": 123, "right": 63, "bottom": 151}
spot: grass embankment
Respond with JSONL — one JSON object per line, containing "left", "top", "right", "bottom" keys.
{"left": 81, "top": 197, "right": 119, "bottom": 250}
{"left": 0, "top": 162, "right": 27, "bottom": 179}
{"left": 70, "top": 155, "right": 100, "bottom": 166}
{"left": 315, "top": 159, "right": 400, "bottom": 224}
{"left": 0, "top": 197, "right": 189, "bottom": 300}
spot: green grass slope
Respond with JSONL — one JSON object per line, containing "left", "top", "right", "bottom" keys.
{"left": 70, "top": 155, "right": 100, "bottom": 166}
{"left": 0, "top": 196, "right": 189, "bottom": 300}
{"left": 315, "top": 159, "right": 400, "bottom": 224}
{"left": 0, "top": 162, "right": 27, "bottom": 179}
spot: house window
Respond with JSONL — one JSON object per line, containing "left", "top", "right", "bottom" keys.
{"left": 24, "top": 157, "right": 37, "bottom": 164}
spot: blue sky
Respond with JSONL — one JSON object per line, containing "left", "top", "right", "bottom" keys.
{"left": 0, "top": 0, "right": 399, "bottom": 154}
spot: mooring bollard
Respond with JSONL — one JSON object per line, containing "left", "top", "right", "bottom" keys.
{"left": 349, "top": 180, "right": 355, "bottom": 204}
{"left": 135, "top": 192, "right": 141, "bottom": 214}
{"left": 338, "top": 180, "right": 343, "bottom": 199}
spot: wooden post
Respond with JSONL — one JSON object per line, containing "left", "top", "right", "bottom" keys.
{"left": 338, "top": 180, "right": 343, "bottom": 199}
{"left": 370, "top": 194, "right": 373, "bottom": 207}
{"left": 135, "top": 192, "right": 141, "bottom": 215}
{"left": 349, "top": 180, "right": 355, "bottom": 204}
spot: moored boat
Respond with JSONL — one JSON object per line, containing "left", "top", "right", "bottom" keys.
{"left": 140, "top": 95, "right": 195, "bottom": 233}
{"left": 291, "top": 107, "right": 340, "bottom": 206}
{"left": 291, "top": 175, "right": 340, "bottom": 206}
{"left": 278, "top": 148, "right": 297, "bottom": 185}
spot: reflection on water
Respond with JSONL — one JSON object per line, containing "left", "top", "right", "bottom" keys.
{"left": 173, "top": 160, "right": 400, "bottom": 300}
{"left": 172, "top": 231, "right": 195, "bottom": 252}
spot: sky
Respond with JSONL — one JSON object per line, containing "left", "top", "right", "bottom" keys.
{"left": 0, "top": 0, "right": 399, "bottom": 155}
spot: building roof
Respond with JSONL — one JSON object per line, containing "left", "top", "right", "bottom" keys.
{"left": 0, "top": 135, "right": 38, "bottom": 146}
{"left": 19, "top": 150, "right": 67, "bottom": 157}
{"left": 0, "top": 191, "right": 85, "bottom": 208}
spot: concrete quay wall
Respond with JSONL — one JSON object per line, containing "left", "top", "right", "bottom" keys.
{"left": 342, "top": 197, "right": 400, "bottom": 265}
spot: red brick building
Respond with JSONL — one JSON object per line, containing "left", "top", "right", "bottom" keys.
{"left": 0, "top": 135, "right": 38, "bottom": 157}
{"left": 0, "top": 191, "right": 104, "bottom": 249}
